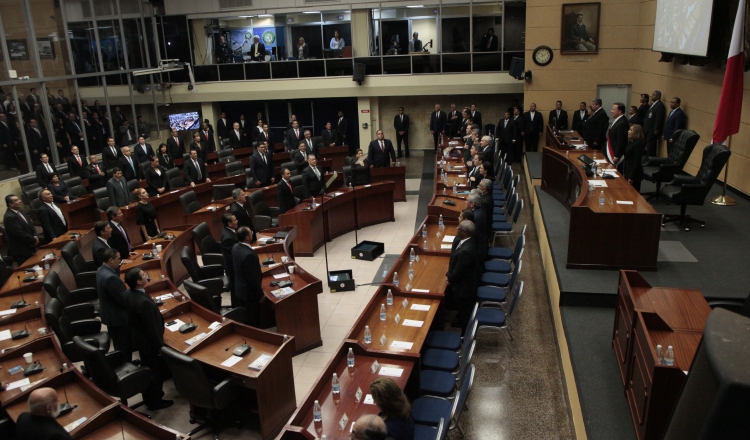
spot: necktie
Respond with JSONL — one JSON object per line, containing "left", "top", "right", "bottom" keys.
{"left": 313, "top": 167, "right": 320, "bottom": 179}
{"left": 35, "top": 128, "right": 40, "bottom": 136}
{"left": 48, "top": 203, "right": 66, "bottom": 225}
{"left": 120, "top": 180, "right": 125, "bottom": 192}
{"left": 235, "top": 130, "right": 239, "bottom": 138}
{"left": 400, "top": 115, "right": 403, "bottom": 123}
{"left": 194, "top": 160, "right": 201, "bottom": 179}
{"left": 127, "top": 130, "right": 132, "bottom": 140}
{"left": 380, "top": 141, "right": 384, "bottom": 152}
{"left": 76, "top": 155, "right": 81, "bottom": 165}
{"left": 16, "top": 211, "right": 27, "bottom": 224}
{"left": 174, "top": 137, "right": 179, "bottom": 145}
{"left": 46, "top": 164, "right": 52, "bottom": 173}
{"left": 118, "top": 224, "right": 130, "bottom": 250}
{"left": 286, "top": 180, "right": 292, "bottom": 192}
{"left": 255, "top": 44, "right": 258, "bottom": 56}
{"left": 262, "top": 154, "right": 267, "bottom": 164}
{"left": 94, "top": 164, "right": 100, "bottom": 173}
{"left": 303, "top": 151, "right": 306, "bottom": 160}
{"left": 128, "top": 157, "right": 134, "bottom": 174}
{"left": 307, "top": 140, "right": 311, "bottom": 149}
{"left": 504, "top": 120, "right": 507, "bottom": 128}
{"left": 295, "top": 129, "right": 299, "bottom": 138}
{"left": 112, "top": 146, "right": 117, "bottom": 157}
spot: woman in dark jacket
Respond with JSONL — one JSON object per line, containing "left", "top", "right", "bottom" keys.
{"left": 156, "top": 143, "right": 174, "bottom": 169}
{"left": 620, "top": 124, "right": 646, "bottom": 191}
{"left": 133, "top": 188, "right": 160, "bottom": 241}
{"left": 370, "top": 377, "right": 414, "bottom": 440}
{"left": 47, "top": 174, "right": 76, "bottom": 204}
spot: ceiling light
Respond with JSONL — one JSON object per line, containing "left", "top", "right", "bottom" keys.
{"left": 303, "top": 11, "right": 320, "bottom": 14}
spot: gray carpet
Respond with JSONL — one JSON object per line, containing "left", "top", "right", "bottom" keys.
{"left": 415, "top": 151, "right": 436, "bottom": 233}
{"left": 526, "top": 152, "right": 543, "bottom": 179}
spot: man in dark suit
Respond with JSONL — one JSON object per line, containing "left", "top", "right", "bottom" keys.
{"left": 216, "top": 112, "right": 229, "bottom": 146}
{"left": 285, "top": 121, "right": 303, "bottom": 151}
{"left": 569, "top": 13, "right": 596, "bottom": 51}
{"left": 467, "top": 194, "right": 488, "bottom": 260}
{"left": 230, "top": 189, "right": 257, "bottom": 243}
{"left": 498, "top": 111, "right": 517, "bottom": 163}
{"left": 0, "top": 113, "right": 18, "bottom": 170}
{"left": 232, "top": 226, "right": 264, "bottom": 326}
{"left": 549, "top": 101, "right": 569, "bottom": 130}
{"left": 478, "top": 135, "right": 494, "bottom": 164}
{"left": 643, "top": 90, "right": 666, "bottom": 157}
{"left": 585, "top": 99, "right": 609, "bottom": 150}
{"left": 221, "top": 213, "right": 240, "bottom": 306}
{"left": 200, "top": 121, "right": 216, "bottom": 153}
{"left": 430, "top": 104, "right": 447, "bottom": 152}
{"left": 521, "top": 103, "right": 544, "bottom": 153}
{"left": 408, "top": 32, "right": 422, "bottom": 52}
{"left": 35, "top": 153, "right": 57, "bottom": 187}
{"left": 336, "top": 111, "right": 348, "bottom": 146}
{"left": 85, "top": 155, "right": 107, "bottom": 190}
{"left": 292, "top": 141, "right": 311, "bottom": 172}
{"left": 57, "top": 89, "right": 71, "bottom": 112}
{"left": 229, "top": 122, "right": 244, "bottom": 149}
{"left": 249, "top": 35, "right": 266, "bottom": 61}
{"left": 119, "top": 120, "right": 136, "bottom": 146}
{"left": 571, "top": 102, "right": 589, "bottom": 133}
{"left": 92, "top": 221, "right": 112, "bottom": 267}
{"left": 607, "top": 103, "right": 630, "bottom": 164}
{"left": 133, "top": 137, "right": 155, "bottom": 164}
{"left": 470, "top": 105, "right": 483, "bottom": 131}
{"left": 238, "top": 114, "right": 250, "bottom": 146}
{"left": 393, "top": 107, "right": 410, "bottom": 158}
{"left": 96, "top": 248, "right": 132, "bottom": 360}
{"left": 67, "top": 145, "right": 88, "bottom": 179}
{"left": 636, "top": 93, "right": 650, "bottom": 125}
{"left": 321, "top": 122, "right": 337, "bottom": 148}
{"left": 118, "top": 146, "right": 142, "bottom": 181}
{"left": 302, "top": 155, "right": 326, "bottom": 199}
{"left": 277, "top": 167, "right": 297, "bottom": 214}
{"left": 107, "top": 169, "right": 129, "bottom": 207}
{"left": 448, "top": 103, "right": 461, "bottom": 138}
{"left": 3, "top": 194, "right": 38, "bottom": 263}
{"left": 26, "top": 119, "right": 48, "bottom": 166}
{"left": 38, "top": 189, "right": 68, "bottom": 244}
{"left": 123, "top": 267, "right": 173, "bottom": 411}
{"left": 446, "top": 220, "right": 479, "bottom": 330}
{"left": 102, "top": 137, "right": 122, "bottom": 170}
{"left": 136, "top": 115, "right": 150, "bottom": 139}
{"left": 257, "top": 123, "right": 273, "bottom": 151}
{"left": 367, "top": 130, "right": 396, "bottom": 168}
{"left": 301, "top": 130, "right": 318, "bottom": 157}
{"left": 627, "top": 106, "right": 641, "bottom": 126}
{"left": 663, "top": 97, "right": 686, "bottom": 154}
{"left": 250, "top": 142, "right": 274, "bottom": 187}
{"left": 184, "top": 149, "right": 211, "bottom": 187}
{"left": 107, "top": 207, "right": 136, "bottom": 260}
{"left": 166, "top": 129, "right": 183, "bottom": 161}
{"left": 14, "top": 387, "right": 73, "bottom": 440}
{"left": 480, "top": 28, "right": 498, "bottom": 51}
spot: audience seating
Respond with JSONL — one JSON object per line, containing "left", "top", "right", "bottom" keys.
{"left": 412, "top": 364, "right": 475, "bottom": 437}
{"left": 191, "top": 222, "right": 224, "bottom": 266}
{"left": 180, "top": 246, "right": 230, "bottom": 293}
{"left": 45, "top": 298, "right": 109, "bottom": 363}
{"left": 421, "top": 321, "right": 477, "bottom": 372}
{"left": 61, "top": 241, "right": 98, "bottom": 289}
{"left": 179, "top": 191, "right": 201, "bottom": 215}
{"left": 475, "top": 281, "right": 524, "bottom": 356}
{"left": 484, "top": 235, "right": 524, "bottom": 274}
{"left": 414, "top": 417, "right": 446, "bottom": 440}
{"left": 183, "top": 279, "right": 247, "bottom": 323}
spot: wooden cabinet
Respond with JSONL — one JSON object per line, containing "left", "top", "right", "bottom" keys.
{"left": 612, "top": 271, "right": 710, "bottom": 440}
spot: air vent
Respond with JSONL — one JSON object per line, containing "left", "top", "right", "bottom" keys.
{"left": 219, "top": 0, "right": 253, "bottom": 9}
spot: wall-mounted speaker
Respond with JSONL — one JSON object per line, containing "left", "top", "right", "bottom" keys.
{"left": 509, "top": 57, "right": 524, "bottom": 79}
{"left": 353, "top": 63, "right": 366, "bottom": 85}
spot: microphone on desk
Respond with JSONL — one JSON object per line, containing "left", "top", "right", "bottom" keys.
{"left": 24, "top": 359, "right": 44, "bottom": 376}
{"left": 11, "top": 288, "right": 28, "bottom": 309}
{"left": 179, "top": 316, "right": 197, "bottom": 333}
{"left": 57, "top": 382, "right": 77, "bottom": 416}
{"left": 225, "top": 338, "right": 251, "bottom": 357}
{"left": 12, "top": 321, "right": 30, "bottom": 340}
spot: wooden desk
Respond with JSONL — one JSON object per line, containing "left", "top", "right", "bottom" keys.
{"left": 16, "top": 249, "right": 60, "bottom": 270}
{"left": 160, "top": 300, "right": 223, "bottom": 352}
{"left": 282, "top": 342, "right": 415, "bottom": 440}
{"left": 40, "top": 229, "right": 91, "bottom": 251}
{"left": 321, "top": 190, "right": 357, "bottom": 241}
{"left": 427, "top": 194, "right": 466, "bottom": 220}
{"left": 354, "top": 182, "right": 395, "bottom": 228}
{"left": 541, "top": 147, "right": 661, "bottom": 270}
{"left": 185, "top": 199, "right": 233, "bottom": 240}
{"left": 318, "top": 145, "right": 350, "bottom": 171}
{"left": 0, "top": 267, "right": 50, "bottom": 296}
{"left": 0, "top": 291, "right": 43, "bottom": 314}
{"left": 0, "top": 308, "right": 45, "bottom": 353}
{"left": 159, "top": 226, "right": 195, "bottom": 285}
{"left": 410, "top": 215, "right": 459, "bottom": 254}
{"left": 59, "top": 194, "right": 98, "bottom": 226}
{"left": 545, "top": 125, "right": 587, "bottom": 150}
{"left": 370, "top": 166, "right": 406, "bottom": 202}
{"left": 612, "top": 271, "right": 710, "bottom": 440}
{"left": 384, "top": 245, "right": 450, "bottom": 295}
{"left": 74, "top": 404, "right": 186, "bottom": 440}
{"left": 278, "top": 202, "right": 324, "bottom": 257}
{"left": 0, "top": 336, "right": 66, "bottom": 406}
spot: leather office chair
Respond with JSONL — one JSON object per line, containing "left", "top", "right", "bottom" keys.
{"left": 344, "top": 156, "right": 354, "bottom": 167}
{"left": 708, "top": 292, "right": 750, "bottom": 318}
{"left": 659, "top": 144, "right": 731, "bottom": 231}
{"left": 61, "top": 241, "right": 98, "bottom": 289}
{"left": 21, "top": 182, "right": 42, "bottom": 208}
{"left": 160, "top": 346, "right": 241, "bottom": 439}
{"left": 352, "top": 166, "right": 371, "bottom": 186}
{"left": 29, "top": 197, "right": 45, "bottom": 225}
{"left": 642, "top": 129, "right": 700, "bottom": 200}
{"left": 192, "top": 222, "right": 224, "bottom": 266}
{"left": 225, "top": 161, "right": 244, "bottom": 178}
{"left": 244, "top": 168, "right": 256, "bottom": 189}
{"left": 126, "top": 179, "right": 140, "bottom": 202}
{"left": 42, "top": 269, "right": 99, "bottom": 311}
{"left": 164, "top": 166, "right": 181, "bottom": 181}
{"left": 63, "top": 176, "right": 82, "bottom": 188}
{"left": 179, "top": 191, "right": 202, "bottom": 215}
{"left": 248, "top": 190, "right": 279, "bottom": 228}
{"left": 211, "top": 184, "right": 235, "bottom": 202}
{"left": 19, "top": 175, "right": 38, "bottom": 205}
{"left": 217, "top": 149, "right": 235, "bottom": 163}
{"left": 70, "top": 184, "right": 88, "bottom": 198}
{"left": 56, "top": 163, "right": 69, "bottom": 177}
{"left": 73, "top": 336, "right": 151, "bottom": 408}
{"left": 180, "top": 246, "right": 230, "bottom": 292}
{"left": 45, "top": 298, "right": 109, "bottom": 362}
{"left": 342, "top": 166, "right": 352, "bottom": 187}
{"left": 280, "top": 161, "right": 297, "bottom": 176}
{"left": 183, "top": 279, "right": 247, "bottom": 323}
{"left": 312, "top": 135, "right": 324, "bottom": 151}
{"left": 283, "top": 138, "right": 290, "bottom": 152}
{"left": 93, "top": 187, "right": 111, "bottom": 216}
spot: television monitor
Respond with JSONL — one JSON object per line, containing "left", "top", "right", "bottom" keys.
{"left": 169, "top": 112, "right": 200, "bottom": 131}
{"left": 653, "top": 0, "right": 715, "bottom": 57}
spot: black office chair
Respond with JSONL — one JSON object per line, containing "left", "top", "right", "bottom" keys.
{"left": 659, "top": 144, "right": 731, "bottom": 231}
{"left": 352, "top": 166, "right": 371, "bottom": 186}
{"left": 19, "top": 175, "right": 38, "bottom": 205}
{"left": 642, "top": 129, "right": 700, "bottom": 200}
{"left": 29, "top": 197, "right": 45, "bottom": 225}
{"left": 708, "top": 292, "right": 750, "bottom": 318}
{"left": 248, "top": 190, "right": 279, "bottom": 228}
{"left": 179, "top": 191, "right": 202, "bottom": 215}
{"left": 56, "top": 163, "right": 69, "bottom": 177}
{"left": 165, "top": 166, "right": 181, "bottom": 181}
{"left": 244, "top": 168, "right": 256, "bottom": 189}
{"left": 42, "top": 269, "right": 99, "bottom": 311}
{"left": 45, "top": 298, "right": 109, "bottom": 363}
{"left": 93, "top": 187, "right": 111, "bottom": 215}
{"left": 312, "top": 136, "right": 324, "bottom": 151}
{"left": 61, "top": 241, "right": 98, "bottom": 289}
{"left": 290, "top": 175, "right": 306, "bottom": 202}
{"left": 280, "top": 161, "right": 297, "bottom": 176}
{"left": 73, "top": 336, "right": 151, "bottom": 408}
{"left": 225, "top": 161, "right": 244, "bottom": 178}
{"left": 183, "top": 279, "right": 247, "bottom": 323}
{"left": 63, "top": 176, "right": 82, "bottom": 188}
{"left": 126, "top": 179, "right": 140, "bottom": 201}
{"left": 180, "top": 246, "right": 230, "bottom": 292}
{"left": 160, "top": 347, "right": 241, "bottom": 439}
{"left": 70, "top": 184, "right": 88, "bottom": 198}
{"left": 217, "top": 149, "right": 235, "bottom": 163}
{"left": 283, "top": 138, "right": 290, "bottom": 152}
{"left": 342, "top": 165, "right": 352, "bottom": 187}
{"left": 192, "top": 222, "right": 224, "bottom": 266}
{"left": 212, "top": 184, "right": 236, "bottom": 202}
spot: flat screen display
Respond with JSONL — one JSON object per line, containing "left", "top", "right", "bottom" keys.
{"left": 653, "top": 0, "right": 715, "bottom": 56}
{"left": 169, "top": 112, "right": 200, "bottom": 131}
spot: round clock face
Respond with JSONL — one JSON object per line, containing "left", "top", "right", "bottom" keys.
{"left": 533, "top": 46, "right": 553, "bottom": 66}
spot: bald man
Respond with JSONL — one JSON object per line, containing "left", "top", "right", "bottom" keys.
{"left": 352, "top": 414, "right": 388, "bottom": 440}
{"left": 15, "top": 387, "right": 72, "bottom": 439}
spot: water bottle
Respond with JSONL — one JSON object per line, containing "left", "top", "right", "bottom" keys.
{"left": 380, "top": 304, "right": 386, "bottom": 321}
{"left": 453, "top": 183, "right": 457, "bottom": 194}
{"left": 347, "top": 347, "right": 355, "bottom": 367}
{"left": 393, "top": 272, "right": 399, "bottom": 287}
{"left": 664, "top": 346, "right": 675, "bottom": 366}
{"left": 422, "top": 226, "right": 427, "bottom": 241}
{"left": 43, "top": 259, "right": 50, "bottom": 271}
{"left": 364, "top": 325, "right": 372, "bottom": 344}
{"left": 592, "top": 150, "right": 597, "bottom": 160}
{"left": 408, "top": 261, "right": 414, "bottom": 281}
{"left": 386, "top": 289, "right": 393, "bottom": 306}
{"left": 655, "top": 344, "right": 663, "bottom": 365}
{"left": 438, "top": 214, "right": 444, "bottom": 228}
{"left": 599, "top": 190, "right": 605, "bottom": 206}
{"left": 313, "top": 400, "right": 322, "bottom": 421}
{"left": 152, "top": 243, "right": 157, "bottom": 255}
{"left": 409, "top": 248, "right": 415, "bottom": 263}
{"left": 566, "top": 150, "right": 569, "bottom": 158}
{"left": 331, "top": 373, "right": 340, "bottom": 394}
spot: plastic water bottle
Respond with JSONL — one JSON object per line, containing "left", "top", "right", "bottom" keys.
{"left": 380, "top": 304, "right": 386, "bottom": 321}
{"left": 438, "top": 214, "right": 444, "bottom": 228}
{"left": 43, "top": 259, "right": 50, "bottom": 271}
{"left": 408, "top": 261, "right": 414, "bottom": 281}
{"left": 422, "top": 226, "right": 427, "bottom": 241}
{"left": 347, "top": 348, "right": 355, "bottom": 367}
{"left": 393, "top": 272, "right": 399, "bottom": 287}
{"left": 655, "top": 344, "right": 663, "bottom": 365}
{"left": 453, "top": 183, "right": 457, "bottom": 194}
{"left": 331, "top": 373, "right": 340, "bottom": 394}
{"left": 152, "top": 242, "right": 156, "bottom": 254}
{"left": 364, "top": 326, "right": 372, "bottom": 344}
{"left": 599, "top": 190, "right": 605, "bottom": 206}
{"left": 664, "top": 346, "right": 675, "bottom": 366}
{"left": 386, "top": 289, "right": 393, "bottom": 306}
{"left": 313, "top": 400, "right": 322, "bottom": 421}
{"left": 410, "top": 248, "right": 415, "bottom": 263}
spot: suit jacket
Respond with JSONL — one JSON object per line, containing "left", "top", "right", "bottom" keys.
{"left": 394, "top": 114, "right": 410, "bottom": 134}
{"left": 38, "top": 203, "right": 68, "bottom": 243}
{"left": 663, "top": 107, "right": 686, "bottom": 141}
{"left": 250, "top": 151, "right": 274, "bottom": 186}
{"left": 67, "top": 154, "right": 89, "bottom": 179}
{"left": 66, "top": 119, "right": 84, "bottom": 144}
{"left": 522, "top": 111, "right": 544, "bottom": 141}
{"left": 499, "top": 118, "right": 516, "bottom": 146}
{"left": 84, "top": 163, "right": 107, "bottom": 189}
{"left": 277, "top": 178, "right": 297, "bottom": 213}
{"left": 229, "top": 129, "right": 244, "bottom": 149}
{"left": 643, "top": 100, "right": 665, "bottom": 136}
{"left": 302, "top": 166, "right": 326, "bottom": 199}
{"left": 608, "top": 116, "right": 630, "bottom": 159}
{"left": 221, "top": 227, "right": 239, "bottom": 289}
{"left": 448, "top": 110, "right": 461, "bottom": 137}
{"left": 166, "top": 136, "right": 183, "bottom": 160}
{"left": 367, "top": 139, "right": 396, "bottom": 168}
{"left": 92, "top": 237, "right": 111, "bottom": 267}
{"left": 231, "top": 201, "right": 254, "bottom": 232}
{"left": 300, "top": 138, "right": 317, "bottom": 157}
{"left": 472, "top": 207, "right": 489, "bottom": 260}
{"left": 571, "top": 110, "right": 589, "bottom": 133}
{"left": 470, "top": 111, "right": 483, "bottom": 129}
{"left": 627, "top": 113, "right": 642, "bottom": 127}
{"left": 3, "top": 209, "right": 37, "bottom": 262}
{"left": 118, "top": 155, "right": 142, "bottom": 181}
{"left": 585, "top": 108, "right": 609, "bottom": 148}
{"left": 291, "top": 149, "right": 311, "bottom": 171}
{"left": 96, "top": 264, "right": 129, "bottom": 328}
{"left": 232, "top": 243, "right": 264, "bottom": 305}
{"left": 430, "top": 110, "right": 447, "bottom": 133}
{"left": 144, "top": 166, "right": 168, "bottom": 196}
{"left": 125, "top": 288, "right": 164, "bottom": 355}
{"left": 133, "top": 142, "right": 155, "bottom": 164}
{"left": 636, "top": 103, "right": 650, "bottom": 125}
{"left": 184, "top": 158, "right": 208, "bottom": 185}
{"left": 480, "top": 34, "right": 498, "bottom": 51}
{"left": 189, "top": 143, "right": 207, "bottom": 164}
{"left": 446, "top": 238, "right": 478, "bottom": 299}
{"left": 136, "top": 121, "right": 150, "bottom": 139}
{"left": 217, "top": 119, "right": 230, "bottom": 142}
{"left": 26, "top": 127, "right": 48, "bottom": 159}
{"left": 106, "top": 177, "right": 129, "bottom": 207}
{"left": 321, "top": 128, "right": 338, "bottom": 146}
{"left": 622, "top": 141, "right": 645, "bottom": 183}
{"left": 15, "top": 412, "right": 72, "bottom": 440}
{"left": 102, "top": 145, "right": 122, "bottom": 170}
{"left": 549, "top": 110, "right": 569, "bottom": 130}
{"left": 285, "top": 128, "right": 303, "bottom": 150}
{"left": 108, "top": 221, "right": 133, "bottom": 258}
{"left": 249, "top": 42, "right": 266, "bottom": 61}
{"left": 119, "top": 126, "right": 136, "bottom": 145}
{"left": 512, "top": 116, "right": 524, "bottom": 143}
{"left": 156, "top": 152, "right": 174, "bottom": 170}
{"left": 35, "top": 162, "right": 57, "bottom": 187}
{"left": 336, "top": 117, "right": 348, "bottom": 144}
{"left": 200, "top": 129, "right": 216, "bottom": 152}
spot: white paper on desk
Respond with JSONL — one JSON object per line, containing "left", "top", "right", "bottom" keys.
{"left": 402, "top": 319, "right": 424, "bottom": 327}
{"left": 590, "top": 180, "right": 608, "bottom": 188}
{"left": 0, "top": 329, "right": 12, "bottom": 341}
{"left": 6, "top": 377, "right": 30, "bottom": 390}
{"left": 363, "top": 394, "right": 375, "bottom": 405}
{"left": 156, "top": 293, "right": 174, "bottom": 301}
{"left": 208, "top": 321, "right": 221, "bottom": 330}
{"left": 64, "top": 417, "right": 87, "bottom": 432}
{"left": 389, "top": 341, "right": 414, "bottom": 350}
{"left": 221, "top": 355, "right": 243, "bottom": 367}
{"left": 594, "top": 159, "right": 608, "bottom": 164}
{"left": 257, "top": 237, "right": 272, "bottom": 243}
{"left": 20, "top": 378, "right": 47, "bottom": 392}
{"left": 165, "top": 319, "right": 185, "bottom": 332}
{"left": 442, "top": 235, "right": 455, "bottom": 243}
{"left": 273, "top": 273, "right": 290, "bottom": 279}
{"left": 0, "top": 309, "right": 16, "bottom": 316}
{"left": 440, "top": 244, "right": 452, "bottom": 250}
{"left": 616, "top": 200, "right": 634, "bottom": 205}
{"left": 334, "top": 192, "right": 345, "bottom": 196}
{"left": 379, "top": 366, "right": 404, "bottom": 377}
{"left": 411, "top": 304, "right": 430, "bottom": 311}
{"left": 411, "top": 289, "right": 430, "bottom": 293}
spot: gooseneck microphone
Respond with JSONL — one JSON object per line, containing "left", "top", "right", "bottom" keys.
{"left": 225, "top": 338, "right": 251, "bottom": 356}
{"left": 57, "top": 382, "right": 77, "bottom": 416}
{"left": 11, "top": 277, "right": 28, "bottom": 308}
{"left": 178, "top": 316, "right": 196, "bottom": 333}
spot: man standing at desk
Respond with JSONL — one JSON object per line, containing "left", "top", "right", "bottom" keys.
{"left": 230, "top": 188, "right": 257, "bottom": 242}
{"left": 232, "top": 226, "right": 264, "bottom": 326}
{"left": 643, "top": 90, "right": 665, "bottom": 158}
{"left": 447, "top": 221, "right": 478, "bottom": 330}
{"left": 430, "top": 104, "right": 447, "bottom": 153}
{"left": 393, "top": 107, "right": 410, "bottom": 158}
{"left": 608, "top": 102, "right": 629, "bottom": 164}
{"left": 92, "top": 221, "right": 112, "bottom": 267}
{"left": 549, "top": 101, "right": 569, "bottom": 130}
{"left": 184, "top": 149, "right": 211, "bottom": 187}
{"left": 522, "top": 103, "right": 544, "bottom": 153}
{"left": 572, "top": 102, "right": 588, "bottom": 133}
{"left": 368, "top": 129, "right": 396, "bottom": 168}
{"left": 336, "top": 111, "right": 348, "bottom": 147}
{"left": 37, "top": 189, "right": 68, "bottom": 244}
{"left": 3, "top": 194, "right": 38, "bottom": 264}
{"left": 249, "top": 35, "right": 266, "bottom": 61}
{"left": 277, "top": 167, "right": 297, "bottom": 214}
{"left": 586, "top": 98, "right": 609, "bottom": 150}
{"left": 97, "top": 248, "right": 132, "bottom": 361}
{"left": 286, "top": 121, "right": 303, "bottom": 151}
{"left": 106, "top": 168, "right": 129, "bottom": 207}
{"left": 662, "top": 97, "right": 686, "bottom": 154}
{"left": 321, "top": 122, "right": 337, "bottom": 148}
{"left": 250, "top": 142, "right": 274, "bottom": 187}
{"left": 15, "top": 387, "right": 72, "bottom": 440}
{"left": 408, "top": 32, "right": 422, "bottom": 52}
{"left": 302, "top": 155, "right": 326, "bottom": 199}
{"left": 221, "top": 213, "right": 239, "bottom": 306}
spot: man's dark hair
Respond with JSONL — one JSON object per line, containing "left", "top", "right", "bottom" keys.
{"left": 112, "top": 167, "right": 121, "bottom": 174}
{"left": 281, "top": 166, "right": 291, "bottom": 175}
{"left": 94, "top": 221, "right": 108, "bottom": 236}
{"left": 5, "top": 194, "right": 16, "bottom": 206}
{"left": 102, "top": 248, "right": 119, "bottom": 263}
{"left": 475, "top": 152, "right": 485, "bottom": 162}
{"left": 237, "top": 226, "right": 253, "bottom": 242}
{"left": 125, "top": 268, "right": 142, "bottom": 289}
{"left": 222, "top": 213, "right": 234, "bottom": 227}
{"left": 461, "top": 209, "right": 474, "bottom": 222}
{"left": 673, "top": 97, "right": 681, "bottom": 105}
{"left": 630, "top": 105, "right": 638, "bottom": 113}
{"left": 593, "top": 98, "right": 603, "bottom": 106}
{"left": 614, "top": 102, "right": 626, "bottom": 113}
{"left": 105, "top": 206, "right": 119, "bottom": 220}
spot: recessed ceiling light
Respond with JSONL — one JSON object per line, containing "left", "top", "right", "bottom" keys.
{"left": 303, "top": 11, "right": 320, "bottom": 14}
{"left": 407, "top": 5, "right": 425, "bottom": 8}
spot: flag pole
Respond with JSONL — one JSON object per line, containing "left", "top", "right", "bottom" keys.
{"left": 711, "top": 135, "right": 737, "bottom": 205}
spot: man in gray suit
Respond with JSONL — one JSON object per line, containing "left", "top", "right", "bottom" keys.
{"left": 96, "top": 248, "right": 132, "bottom": 361}
{"left": 106, "top": 168, "right": 129, "bottom": 207}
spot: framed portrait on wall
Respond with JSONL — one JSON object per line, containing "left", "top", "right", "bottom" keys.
{"left": 561, "top": 3, "right": 601, "bottom": 55}
{"left": 37, "top": 38, "right": 55, "bottom": 59}
{"left": 7, "top": 39, "right": 29, "bottom": 60}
